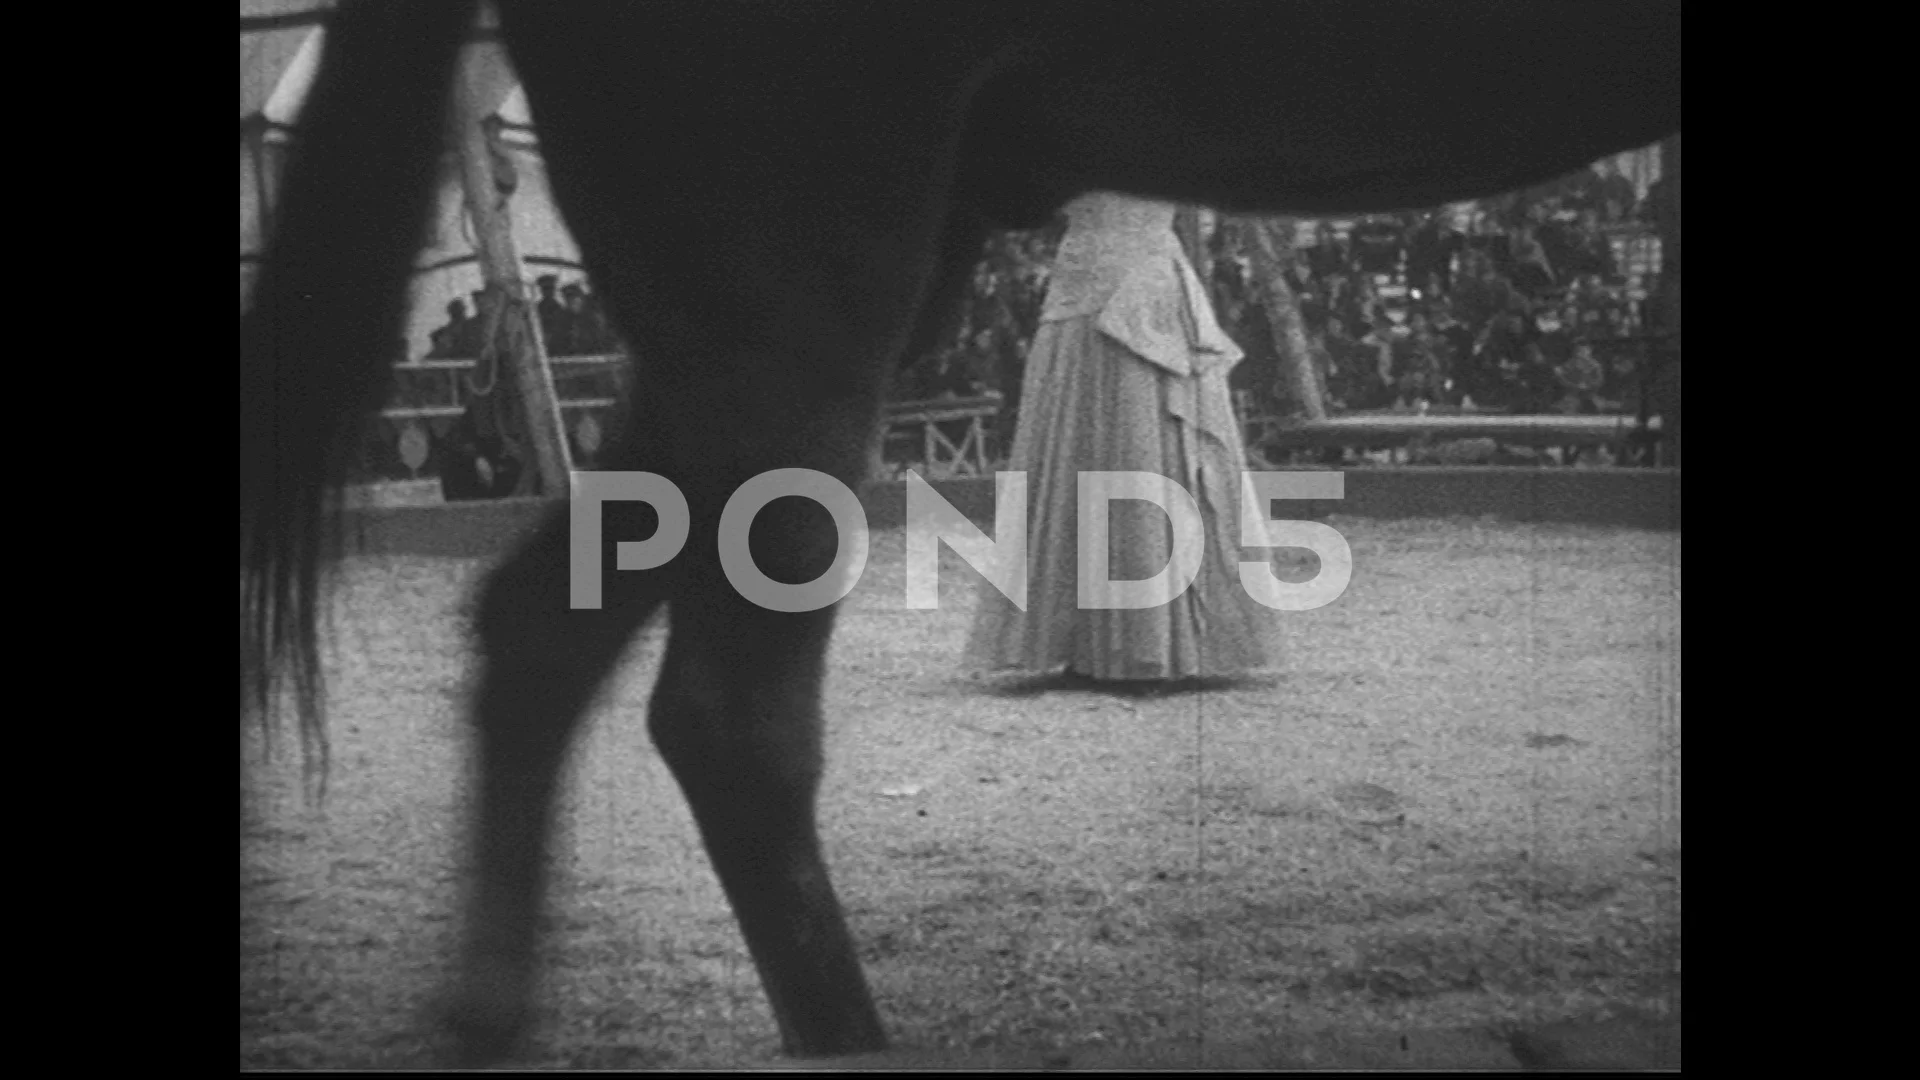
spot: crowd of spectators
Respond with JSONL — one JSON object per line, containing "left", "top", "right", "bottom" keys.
{"left": 1212, "top": 159, "right": 1658, "bottom": 417}
{"left": 896, "top": 157, "right": 1665, "bottom": 430}
{"left": 371, "top": 162, "right": 1667, "bottom": 490}
{"left": 412, "top": 162, "right": 1662, "bottom": 426}
{"left": 424, "top": 273, "right": 621, "bottom": 360}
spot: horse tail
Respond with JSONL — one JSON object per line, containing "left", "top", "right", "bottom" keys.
{"left": 240, "top": 0, "right": 479, "bottom": 780}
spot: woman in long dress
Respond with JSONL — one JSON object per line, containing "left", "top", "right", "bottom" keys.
{"left": 964, "top": 191, "right": 1280, "bottom": 682}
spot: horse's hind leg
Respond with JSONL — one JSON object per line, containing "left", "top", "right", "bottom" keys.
{"left": 648, "top": 518, "right": 886, "bottom": 1056}
{"left": 454, "top": 15, "right": 985, "bottom": 1054}
{"left": 446, "top": 504, "right": 670, "bottom": 1065}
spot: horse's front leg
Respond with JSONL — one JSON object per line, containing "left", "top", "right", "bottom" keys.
{"left": 607, "top": 223, "right": 957, "bottom": 1056}
{"left": 647, "top": 445, "right": 889, "bottom": 1058}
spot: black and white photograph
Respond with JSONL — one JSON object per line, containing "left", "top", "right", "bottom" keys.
{"left": 240, "top": 1, "right": 1681, "bottom": 1069}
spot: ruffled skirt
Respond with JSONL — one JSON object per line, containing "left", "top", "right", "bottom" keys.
{"left": 962, "top": 315, "right": 1283, "bottom": 680}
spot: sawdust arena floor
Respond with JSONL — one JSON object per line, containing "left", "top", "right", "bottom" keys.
{"left": 241, "top": 516, "right": 1680, "bottom": 1069}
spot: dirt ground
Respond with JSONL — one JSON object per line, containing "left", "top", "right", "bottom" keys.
{"left": 240, "top": 516, "right": 1680, "bottom": 1069}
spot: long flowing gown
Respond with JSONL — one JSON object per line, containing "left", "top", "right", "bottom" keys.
{"left": 963, "top": 192, "right": 1281, "bottom": 680}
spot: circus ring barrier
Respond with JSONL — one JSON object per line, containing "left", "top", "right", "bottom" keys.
{"left": 342, "top": 404, "right": 1678, "bottom": 559}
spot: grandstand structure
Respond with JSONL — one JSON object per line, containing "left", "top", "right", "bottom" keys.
{"left": 245, "top": 4, "right": 1678, "bottom": 510}
{"left": 244, "top": 1, "right": 1022, "bottom": 506}
{"left": 1228, "top": 149, "right": 1674, "bottom": 467}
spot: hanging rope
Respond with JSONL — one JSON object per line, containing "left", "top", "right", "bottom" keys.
{"left": 462, "top": 121, "right": 527, "bottom": 401}
{"left": 465, "top": 284, "right": 519, "bottom": 398}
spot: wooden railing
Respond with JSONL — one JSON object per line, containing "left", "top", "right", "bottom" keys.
{"left": 360, "top": 360, "right": 1667, "bottom": 503}
{"left": 1233, "top": 390, "right": 1665, "bottom": 465}
{"left": 876, "top": 392, "right": 1005, "bottom": 479}
{"left": 1256, "top": 411, "right": 1660, "bottom": 450}
{"left": 360, "top": 361, "right": 1009, "bottom": 493}
{"left": 360, "top": 352, "right": 630, "bottom": 483}
{"left": 380, "top": 352, "right": 628, "bottom": 422}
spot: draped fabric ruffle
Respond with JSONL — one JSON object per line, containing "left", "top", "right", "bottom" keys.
{"left": 1091, "top": 252, "right": 1243, "bottom": 379}
{"left": 963, "top": 315, "right": 1282, "bottom": 680}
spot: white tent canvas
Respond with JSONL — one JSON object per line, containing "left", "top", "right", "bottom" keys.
{"left": 240, "top": 1, "right": 589, "bottom": 361}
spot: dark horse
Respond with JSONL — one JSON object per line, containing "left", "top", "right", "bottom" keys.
{"left": 240, "top": 1, "right": 1679, "bottom": 1065}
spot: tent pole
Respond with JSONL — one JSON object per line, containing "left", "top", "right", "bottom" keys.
{"left": 451, "top": 53, "right": 573, "bottom": 498}
{"left": 1241, "top": 216, "right": 1329, "bottom": 422}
